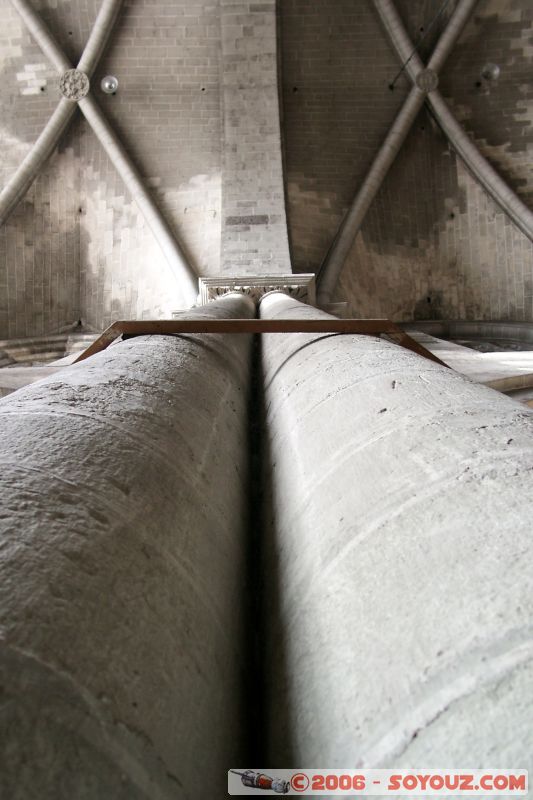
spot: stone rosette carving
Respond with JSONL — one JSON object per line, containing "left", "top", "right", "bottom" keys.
{"left": 415, "top": 69, "right": 439, "bottom": 93}
{"left": 59, "top": 69, "right": 90, "bottom": 101}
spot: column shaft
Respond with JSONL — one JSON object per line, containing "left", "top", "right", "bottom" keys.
{"left": 259, "top": 292, "right": 533, "bottom": 767}
{"left": 0, "top": 293, "right": 254, "bottom": 799}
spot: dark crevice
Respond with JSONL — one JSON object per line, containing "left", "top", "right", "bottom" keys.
{"left": 242, "top": 331, "right": 296, "bottom": 768}
{"left": 242, "top": 333, "right": 265, "bottom": 764}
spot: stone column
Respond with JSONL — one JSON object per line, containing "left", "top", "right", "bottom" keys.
{"left": 0, "top": 293, "right": 254, "bottom": 799}
{"left": 259, "top": 292, "right": 533, "bottom": 767}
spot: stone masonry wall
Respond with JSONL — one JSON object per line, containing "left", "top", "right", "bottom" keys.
{"left": 220, "top": 0, "right": 291, "bottom": 274}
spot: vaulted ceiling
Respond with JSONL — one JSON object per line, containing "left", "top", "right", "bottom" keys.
{"left": 1, "top": 0, "right": 532, "bottom": 339}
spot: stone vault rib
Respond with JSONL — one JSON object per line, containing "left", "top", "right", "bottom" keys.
{"left": 317, "top": 0, "right": 533, "bottom": 306}
{"left": 2, "top": 0, "right": 197, "bottom": 306}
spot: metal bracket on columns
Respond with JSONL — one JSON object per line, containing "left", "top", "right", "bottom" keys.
{"left": 317, "top": 0, "right": 533, "bottom": 305}
{"left": 197, "top": 274, "right": 316, "bottom": 307}
{"left": 4, "top": 0, "right": 197, "bottom": 305}
{"left": 73, "top": 315, "right": 448, "bottom": 368}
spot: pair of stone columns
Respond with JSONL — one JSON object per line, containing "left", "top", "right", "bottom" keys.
{"left": 1, "top": 292, "right": 532, "bottom": 798}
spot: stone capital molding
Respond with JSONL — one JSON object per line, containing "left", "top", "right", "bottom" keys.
{"left": 59, "top": 68, "right": 90, "bottom": 101}
{"left": 197, "top": 274, "right": 316, "bottom": 307}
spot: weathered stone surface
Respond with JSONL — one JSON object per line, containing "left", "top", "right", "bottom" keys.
{"left": 260, "top": 292, "right": 533, "bottom": 767}
{"left": 0, "top": 293, "right": 254, "bottom": 798}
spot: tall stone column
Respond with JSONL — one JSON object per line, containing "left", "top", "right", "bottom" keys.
{"left": 259, "top": 292, "right": 533, "bottom": 767}
{"left": 0, "top": 293, "right": 254, "bottom": 799}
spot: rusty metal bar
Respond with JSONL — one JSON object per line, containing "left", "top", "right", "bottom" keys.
{"left": 73, "top": 318, "right": 448, "bottom": 367}
{"left": 384, "top": 330, "right": 448, "bottom": 365}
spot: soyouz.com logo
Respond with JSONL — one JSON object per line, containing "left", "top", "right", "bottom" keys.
{"left": 227, "top": 769, "right": 528, "bottom": 795}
